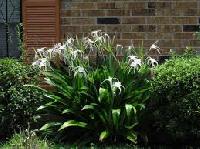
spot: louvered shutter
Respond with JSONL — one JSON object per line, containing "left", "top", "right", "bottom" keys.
{"left": 23, "top": 0, "right": 60, "bottom": 62}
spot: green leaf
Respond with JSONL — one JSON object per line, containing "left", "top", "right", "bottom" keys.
{"left": 59, "top": 120, "right": 87, "bottom": 131}
{"left": 62, "top": 109, "right": 74, "bottom": 114}
{"left": 40, "top": 122, "right": 61, "bottom": 131}
{"left": 37, "top": 105, "right": 46, "bottom": 111}
{"left": 45, "top": 94, "right": 62, "bottom": 101}
{"left": 125, "top": 104, "right": 137, "bottom": 123}
{"left": 43, "top": 71, "right": 68, "bottom": 85}
{"left": 81, "top": 103, "right": 97, "bottom": 111}
{"left": 99, "top": 130, "right": 109, "bottom": 142}
{"left": 136, "top": 104, "right": 145, "bottom": 111}
{"left": 98, "top": 87, "right": 109, "bottom": 103}
{"left": 98, "top": 111, "right": 107, "bottom": 125}
{"left": 80, "top": 86, "right": 88, "bottom": 90}
{"left": 125, "top": 122, "right": 138, "bottom": 130}
{"left": 126, "top": 131, "right": 137, "bottom": 144}
{"left": 37, "top": 102, "right": 57, "bottom": 111}
{"left": 112, "top": 109, "right": 120, "bottom": 129}
{"left": 43, "top": 71, "right": 73, "bottom": 99}
{"left": 125, "top": 104, "right": 135, "bottom": 115}
{"left": 44, "top": 78, "right": 55, "bottom": 86}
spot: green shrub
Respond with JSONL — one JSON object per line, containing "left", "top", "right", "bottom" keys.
{"left": 0, "top": 58, "right": 43, "bottom": 139}
{"left": 145, "top": 55, "right": 200, "bottom": 144}
{"left": 32, "top": 31, "right": 158, "bottom": 145}
{"left": 0, "top": 131, "right": 64, "bottom": 149}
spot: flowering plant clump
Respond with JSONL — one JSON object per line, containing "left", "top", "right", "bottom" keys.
{"left": 33, "top": 30, "right": 160, "bottom": 144}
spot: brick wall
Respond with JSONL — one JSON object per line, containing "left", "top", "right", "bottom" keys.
{"left": 61, "top": 0, "right": 200, "bottom": 56}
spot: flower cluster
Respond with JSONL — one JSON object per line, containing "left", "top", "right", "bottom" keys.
{"left": 128, "top": 56, "right": 142, "bottom": 69}
{"left": 32, "top": 30, "right": 160, "bottom": 74}
{"left": 102, "top": 76, "right": 125, "bottom": 94}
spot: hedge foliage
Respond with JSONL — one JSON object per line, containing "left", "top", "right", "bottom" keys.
{"left": 0, "top": 58, "right": 43, "bottom": 139}
{"left": 144, "top": 55, "right": 200, "bottom": 144}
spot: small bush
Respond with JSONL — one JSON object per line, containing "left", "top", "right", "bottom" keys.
{"left": 144, "top": 55, "right": 200, "bottom": 144}
{"left": 0, "top": 58, "right": 43, "bottom": 139}
{"left": 32, "top": 31, "right": 158, "bottom": 144}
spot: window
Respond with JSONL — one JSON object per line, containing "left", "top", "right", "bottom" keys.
{"left": 0, "top": 0, "right": 21, "bottom": 58}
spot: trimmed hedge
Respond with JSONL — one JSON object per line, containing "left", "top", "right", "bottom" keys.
{"left": 144, "top": 56, "right": 200, "bottom": 145}
{"left": 0, "top": 58, "right": 43, "bottom": 139}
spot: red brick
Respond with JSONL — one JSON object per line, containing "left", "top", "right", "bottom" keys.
{"left": 122, "top": 17, "right": 145, "bottom": 24}
{"left": 97, "top": 2, "right": 115, "bottom": 9}
{"left": 70, "top": 2, "right": 96, "bottom": 9}
{"left": 71, "top": 18, "right": 95, "bottom": 25}
{"left": 59, "top": 0, "right": 200, "bottom": 56}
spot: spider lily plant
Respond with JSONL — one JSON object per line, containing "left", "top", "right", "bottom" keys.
{"left": 32, "top": 30, "right": 160, "bottom": 145}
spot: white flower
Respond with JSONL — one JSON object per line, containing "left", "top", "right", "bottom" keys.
{"left": 45, "top": 48, "right": 55, "bottom": 58}
{"left": 37, "top": 47, "right": 46, "bottom": 53}
{"left": 54, "top": 43, "right": 66, "bottom": 55}
{"left": 127, "top": 45, "right": 135, "bottom": 50}
{"left": 116, "top": 44, "right": 123, "bottom": 49}
{"left": 112, "top": 81, "right": 124, "bottom": 93}
{"left": 70, "top": 49, "right": 83, "bottom": 60}
{"left": 35, "top": 47, "right": 46, "bottom": 58}
{"left": 147, "top": 57, "right": 158, "bottom": 67}
{"left": 149, "top": 40, "right": 161, "bottom": 54}
{"left": 73, "top": 66, "right": 87, "bottom": 77}
{"left": 51, "top": 42, "right": 67, "bottom": 58}
{"left": 54, "top": 43, "right": 61, "bottom": 49}
{"left": 91, "top": 30, "right": 102, "bottom": 38}
{"left": 94, "top": 36, "right": 104, "bottom": 43}
{"left": 83, "top": 37, "right": 94, "bottom": 45}
{"left": 32, "top": 58, "right": 50, "bottom": 70}
{"left": 102, "top": 76, "right": 124, "bottom": 94}
{"left": 66, "top": 38, "right": 74, "bottom": 47}
{"left": 102, "top": 33, "right": 110, "bottom": 42}
{"left": 59, "top": 44, "right": 66, "bottom": 51}
{"left": 87, "top": 38, "right": 95, "bottom": 44}
{"left": 128, "top": 55, "right": 142, "bottom": 69}
{"left": 83, "top": 55, "right": 89, "bottom": 61}
{"left": 130, "top": 59, "right": 142, "bottom": 69}
{"left": 103, "top": 76, "right": 116, "bottom": 84}
{"left": 82, "top": 37, "right": 95, "bottom": 50}
{"left": 128, "top": 55, "right": 138, "bottom": 63}
{"left": 32, "top": 60, "right": 40, "bottom": 68}
{"left": 91, "top": 30, "right": 104, "bottom": 43}
{"left": 103, "top": 33, "right": 109, "bottom": 39}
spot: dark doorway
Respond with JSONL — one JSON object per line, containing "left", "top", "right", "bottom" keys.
{"left": 0, "top": 0, "right": 21, "bottom": 58}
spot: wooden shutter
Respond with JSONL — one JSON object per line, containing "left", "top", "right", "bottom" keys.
{"left": 23, "top": 0, "right": 60, "bottom": 62}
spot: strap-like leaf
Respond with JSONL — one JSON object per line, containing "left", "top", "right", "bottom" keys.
{"left": 59, "top": 120, "right": 87, "bottom": 131}
{"left": 112, "top": 109, "right": 120, "bottom": 130}
{"left": 62, "top": 109, "right": 74, "bottom": 114}
{"left": 24, "top": 84, "right": 47, "bottom": 93}
{"left": 81, "top": 103, "right": 97, "bottom": 111}
{"left": 125, "top": 122, "right": 138, "bottom": 130}
{"left": 125, "top": 104, "right": 137, "bottom": 124}
{"left": 126, "top": 131, "right": 137, "bottom": 144}
{"left": 99, "top": 130, "right": 109, "bottom": 142}
{"left": 40, "top": 122, "right": 61, "bottom": 131}
{"left": 98, "top": 87, "right": 109, "bottom": 103}
{"left": 37, "top": 105, "right": 46, "bottom": 111}
{"left": 125, "top": 104, "right": 133, "bottom": 115}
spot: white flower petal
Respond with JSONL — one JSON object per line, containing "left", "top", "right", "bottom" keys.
{"left": 112, "top": 81, "right": 124, "bottom": 93}
{"left": 149, "top": 40, "right": 161, "bottom": 54}
{"left": 73, "top": 66, "right": 87, "bottom": 77}
{"left": 147, "top": 56, "right": 158, "bottom": 67}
